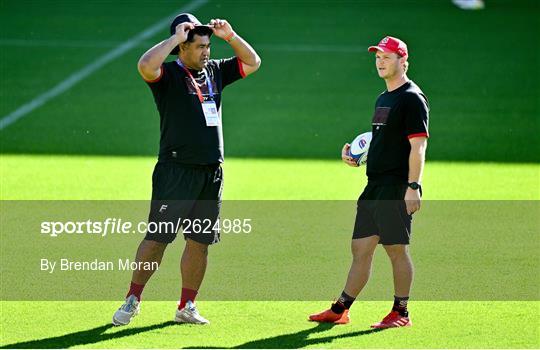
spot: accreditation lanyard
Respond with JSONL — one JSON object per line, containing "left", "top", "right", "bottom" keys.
{"left": 176, "top": 59, "right": 219, "bottom": 126}
{"left": 176, "top": 59, "right": 214, "bottom": 103}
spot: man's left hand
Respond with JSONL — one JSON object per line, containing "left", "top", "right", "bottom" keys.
{"left": 209, "top": 19, "right": 234, "bottom": 40}
{"left": 404, "top": 187, "right": 421, "bottom": 215}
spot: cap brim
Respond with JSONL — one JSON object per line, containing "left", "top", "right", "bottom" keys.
{"left": 368, "top": 45, "right": 394, "bottom": 53}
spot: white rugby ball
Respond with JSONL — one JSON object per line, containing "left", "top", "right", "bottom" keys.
{"left": 348, "top": 132, "right": 372, "bottom": 165}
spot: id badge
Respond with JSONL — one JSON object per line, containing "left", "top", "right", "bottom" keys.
{"left": 202, "top": 101, "right": 220, "bottom": 127}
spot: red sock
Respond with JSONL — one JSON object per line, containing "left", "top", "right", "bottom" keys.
{"left": 126, "top": 282, "right": 145, "bottom": 301}
{"left": 178, "top": 288, "right": 198, "bottom": 310}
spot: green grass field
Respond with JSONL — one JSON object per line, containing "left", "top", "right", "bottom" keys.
{"left": 1, "top": 0, "right": 539, "bottom": 348}
{"left": 1, "top": 155, "right": 539, "bottom": 200}
{"left": 2, "top": 302, "right": 538, "bottom": 349}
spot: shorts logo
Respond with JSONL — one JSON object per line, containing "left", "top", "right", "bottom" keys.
{"left": 159, "top": 205, "right": 168, "bottom": 213}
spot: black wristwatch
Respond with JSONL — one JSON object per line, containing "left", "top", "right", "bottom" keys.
{"left": 408, "top": 182, "right": 421, "bottom": 190}
{"left": 408, "top": 182, "right": 422, "bottom": 196}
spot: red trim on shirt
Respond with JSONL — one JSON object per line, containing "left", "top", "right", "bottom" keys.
{"left": 143, "top": 66, "right": 163, "bottom": 83}
{"left": 408, "top": 132, "right": 429, "bottom": 139}
{"left": 237, "top": 57, "right": 246, "bottom": 78}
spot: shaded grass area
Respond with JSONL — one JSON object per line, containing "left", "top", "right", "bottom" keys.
{"left": 0, "top": 0, "right": 539, "bottom": 162}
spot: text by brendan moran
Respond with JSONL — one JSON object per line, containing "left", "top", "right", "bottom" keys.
{"left": 40, "top": 258, "right": 159, "bottom": 273}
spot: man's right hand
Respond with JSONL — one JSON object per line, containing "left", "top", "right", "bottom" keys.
{"left": 342, "top": 143, "right": 359, "bottom": 167}
{"left": 174, "top": 22, "right": 195, "bottom": 44}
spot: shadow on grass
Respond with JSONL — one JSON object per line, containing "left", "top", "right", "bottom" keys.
{"left": 189, "top": 322, "right": 385, "bottom": 349}
{"left": 0, "top": 321, "right": 176, "bottom": 349}
{"left": 1, "top": 321, "right": 384, "bottom": 349}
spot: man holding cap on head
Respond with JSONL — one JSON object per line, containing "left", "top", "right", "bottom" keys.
{"left": 112, "top": 13, "right": 260, "bottom": 326}
{"left": 309, "top": 36, "right": 429, "bottom": 328}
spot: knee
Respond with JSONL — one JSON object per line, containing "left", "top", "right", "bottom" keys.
{"left": 142, "top": 239, "right": 167, "bottom": 253}
{"left": 384, "top": 245, "right": 409, "bottom": 261}
{"left": 186, "top": 239, "right": 209, "bottom": 256}
{"left": 351, "top": 248, "right": 374, "bottom": 263}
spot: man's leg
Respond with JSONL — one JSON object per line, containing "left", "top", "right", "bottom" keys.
{"left": 178, "top": 238, "right": 209, "bottom": 307}
{"left": 174, "top": 238, "right": 211, "bottom": 324}
{"left": 126, "top": 239, "right": 167, "bottom": 300}
{"left": 309, "top": 235, "right": 379, "bottom": 323}
{"left": 131, "top": 239, "right": 168, "bottom": 284}
{"left": 113, "top": 239, "right": 167, "bottom": 326}
{"left": 343, "top": 235, "right": 380, "bottom": 297}
{"left": 383, "top": 244, "right": 413, "bottom": 300}
{"left": 176, "top": 166, "right": 222, "bottom": 324}
{"left": 370, "top": 244, "right": 413, "bottom": 328}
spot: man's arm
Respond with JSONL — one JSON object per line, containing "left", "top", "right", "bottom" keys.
{"left": 405, "top": 137, "right": 427, "bottom": 215}
{"left": 137, "top": 22, "right": 194, "bottom": 81}
{"left": 209, "top": 19, "right": 261, "bottom": 76}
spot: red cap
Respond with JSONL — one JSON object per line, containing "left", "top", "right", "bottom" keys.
{"left": 368, "top": 36, "right": 408, "bottom": 58}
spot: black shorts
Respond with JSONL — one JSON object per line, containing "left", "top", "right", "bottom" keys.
{"left": 144, "top": 162, "right": 223, "bottom": 245}
{"left": 352, "top": 183, "right": 412, "bottom": 245}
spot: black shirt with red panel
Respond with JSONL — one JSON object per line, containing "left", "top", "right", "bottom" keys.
{"left": 366, "top": 81, "right": 430, "bottom": 184}
{"left": 144, "top": 57, "right": 245, "bottom": 164}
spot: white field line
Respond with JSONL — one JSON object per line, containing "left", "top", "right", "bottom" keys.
{"left": 0, "top": 0, "right": 207, "bottom": 131}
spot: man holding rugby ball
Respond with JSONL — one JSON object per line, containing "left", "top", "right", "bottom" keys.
{"left": 310, "top": 36, "right": 429, "bottom": 328}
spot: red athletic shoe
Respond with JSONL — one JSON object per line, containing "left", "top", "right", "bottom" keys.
{"left": 371, "top": 311, "right": 412, "bottom": 328}
{"left": 309, "top": 308, "right": 350, "bottom": 324}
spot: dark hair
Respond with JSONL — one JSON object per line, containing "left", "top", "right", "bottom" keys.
{"left": 185, "top": 27, "right": 212, "bottom": 43}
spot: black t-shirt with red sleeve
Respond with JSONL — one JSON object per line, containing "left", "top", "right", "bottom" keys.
{"left": 366, "top": 81, "right": 430, "bottom": 184}
{"left": 144, "top": 57, "right": 245, "bottom": 164}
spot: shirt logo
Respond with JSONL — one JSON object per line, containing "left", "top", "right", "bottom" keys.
{"left": 372, "top": 107, "right": 391, "bottom": 126}
{"left": 184, "top": 74, "right": 218, "bottom": 97}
